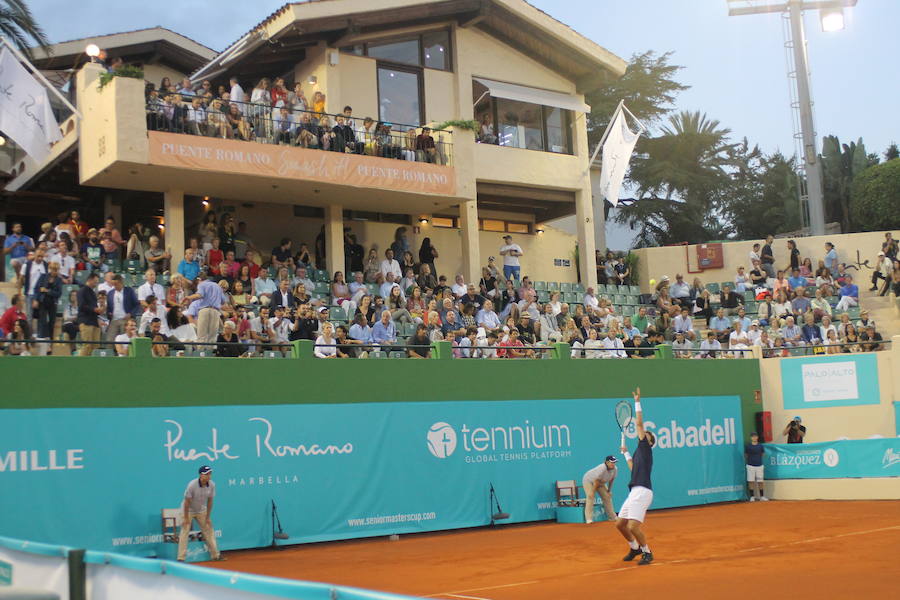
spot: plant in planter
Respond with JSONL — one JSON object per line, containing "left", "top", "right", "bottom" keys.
{"left": 432, "top": 119, "right": 478, "bottom": 132}
{"left": 98, "top": 65, "right": 144, "bottom": 90}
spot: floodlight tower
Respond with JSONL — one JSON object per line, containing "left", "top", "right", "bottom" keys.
{"left": 727, "top": 0, "right": 858, "bottom": 236}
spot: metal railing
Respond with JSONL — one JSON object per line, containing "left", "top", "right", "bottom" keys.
{"left": 145, "top": 97, "right": 453, "bottom": 165}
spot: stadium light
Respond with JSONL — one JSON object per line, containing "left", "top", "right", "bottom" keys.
{"left": 85, "top": 44, "right": 101, "bottom": 62}
{"left": 820, "top": 8, "right": 844, "bottom": 31}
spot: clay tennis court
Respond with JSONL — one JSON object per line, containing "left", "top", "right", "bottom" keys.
{"left": 211, "top": 501, "right": 900, "bottom": 599}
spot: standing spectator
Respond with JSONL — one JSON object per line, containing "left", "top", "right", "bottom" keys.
{"left": 748, "top": 243, "right": 761, "bottom": 270}
{"left": 870, "top": 251, "right": 893, "bottom": 295}
{"left": 3, "top": 222, "right": 35, "bottom": 276}
{"left": 34, "top": 262, "right": 63, "bottom": 343}
{"left": 783, "top": 417, "right": 806, "bottom": 443}
{"left": 499, "top": 235, "right": 524, "bottom": 282}
{"left": 744, "top": 432, "right": 768, "bottom": 501}
{"left": 760, "top": 235, "right": 776, "bottom": 279}
{"left": 100, "top": 217, "right": 125, "bottom": 259}
{"left": 835, "top": 274, "right": 859, "bottom": 312}
{"left": 144, "top": 236, "right": 171, "bottom": 273}
{"left": 20, "top": 247, "right": 48, "bottom": 322}
{"left": 418, "top": 237, "right": 438, "bottom": 276}
{"left": 389, "top": 227, "right": 410, "bottom": 259}
{"left": 105, "top": 275, "right": 141, "bottom": 342}
{"left": 785, "top": 239, "right": 800, "bottom": 273}
{"left": 380, "top": 248, "right": 402, "bottom": 281}
{"left": 49, "top": 240, "right": 76, "bottom": 283}
{"left": 76, "top": 272, "right": 103, "bottom": 356}
{"left": 81, "top": 228, "right": 103, "bottom": 272}
{"left": 185, "top": 274, "right": 227, "bottom": 345}
{"left": 824, "top": 242, "right": 838, "bottom": 277}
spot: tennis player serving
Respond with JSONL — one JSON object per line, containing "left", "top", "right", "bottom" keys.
{"left": 616, "top": 387, "right": 655, "bottom": 565}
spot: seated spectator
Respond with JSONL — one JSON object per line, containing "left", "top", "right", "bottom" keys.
{"left": 114, "top": 319, "right": 138, "bottom": 357}
{"left": 415, "top": 127, "right": 437, "bottom": 162}
{"left": 582, "top": 327, "right": 603, "bottom": 359}
{"left": 788, "top": 268, "right": 806, "bottom": 290}
{"left": 497, "top": 327, "right": 531, "bottom": 358}
{"left": 818, "top": 314, "right": 837, "bottom": 342}
{"left": 669, "top": 274, "right": 691, "bottom": 305}
{"left": 810, "top": 288, "right": 831, "bottom": 322}
{"left": 842, "top": 324, "right": 862, "bottom": 353}
{"left": 733, "top": 266, "right": 750, "bottom": 294}
{"left": 206, "top": 238, "right": 224, "bottom": 275}
{"left": 216, "top": 320, "right": 244, "bottom": 357}
{"left": 815, "top": 269, "right": 835, "bottom": 297}
{"left": 517, "top": 313, "right": 537, "bottom": 346}
{"left": 756, "top": 293, "right": 774, "bottom": 327}
{"left": 3, "top": 319, "right": 33, "bottom": 356}
{"left": 672, "top": 307, "right": 695, "bottom": 341}
{"left": 348, "top": 313, "right": 373, "bottom": 344}
{"left": 632, "top": 306, "right": 650, "bottom": 333}
{"left": 475, "top": 299, "right": 501, "bottom": 330}
{"left": 623, "top": 332, "right": 652, "bottom": 359}
{"left": 772, "top": 270, "right": 790, "bottom": 295}
{"left": 254, "top": 270, "right": 277, "bottom": 306}
{"left": 139, "top": 295, "right": 169, "bottom": 336}
{"left": 314, "top": 321, "right": 339, "bottom": 358}
{"left": 698, "top": 331, "right": 722, "bottom": 359}
{"left": 177, "top": 248, "right": 201, "bottom": 281}
{"left": 823, "top": 329, "right": 841, "bottom": 353}
{"left": 456, "top": 326, "right": 478, "bottom": 358}
{"left": 600, "top": 329, "right": 627, "bottom": 359}
{"left": 799, "top": 313, "right": 820, "bottom": 345}
{"left": 290, "top": 304, "right": 318, "bottom": 341}
{"left": 746, "top": 320, "right": 762, "bottom": 346}
{"left": 791, "top": 287, "right": 810, "bottom": 316}
{"left": 451, "top": 274, "right": 467, "bottom": 298}
{"left": 749, "top": 260, "right": 767, "bottom": 288}
{"left": 835, "top": 274, "right": 859, "bottom": 312}
{"left": 539, "top": 303, "right": 561, "bottom": 343}
{"left": 860, "top": 325, "right": 883, "bottom": 352}
{"left": 710, "top": 308, "right": 732, "bottom": 344}
{"left": 781, "top": 316, "right": 804, "bottom": 347}
{"left": 406, "top": 323, "right": 432, "bottom": 358}
{"left": 856, "top": 309, "right": 875, "bottom": 332}
{"left": 772, "top": 292, "right": 792, "bottom": 325}
{"left": 719, "top": 284, "right": 742, "bottom": 316}
{"left": 372, "top": 310, "right": 397, "bottom": 349}
{"left": 688, "top": 277, "right": 705, "bottom": 301}
{"left": 271, "top": 238, "right": 294, "bottom": 270}
{"left": 692, "top": 289, "right": 713, "bottom": 325}
{"left": 671, "top": 331, "right": 693, "bottom": 358}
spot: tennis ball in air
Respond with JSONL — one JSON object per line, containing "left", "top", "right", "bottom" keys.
{"left": 649, "top": 278, "right": 656, "bottom": 287}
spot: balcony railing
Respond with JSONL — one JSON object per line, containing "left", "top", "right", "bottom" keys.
{"left": 145, "top": 97, "right": 453, "bottom": 166}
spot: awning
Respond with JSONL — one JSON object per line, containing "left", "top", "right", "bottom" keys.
{"left": 473, "top": 78, "right": 590, "bottom": 113}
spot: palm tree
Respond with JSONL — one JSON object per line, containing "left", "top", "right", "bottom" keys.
{"left": 0, "top": 0, "right": 51, "bottom": 60}
{"left": 617, "top": 110, "right": 738, "bottom": 246}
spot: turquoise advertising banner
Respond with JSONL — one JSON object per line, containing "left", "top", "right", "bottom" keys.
{"left": 0, "top": 396, "right": 745, "bottom": 555}
{"left": 781, "top": 354, "right": 880, "bottom": 409}
{"left": 765, "top": 439, "right": 900, "bottom": 479}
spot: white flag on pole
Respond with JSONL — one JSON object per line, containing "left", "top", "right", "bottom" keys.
{"left": 598, "top": 105, "right": 641, "bottom": 207}
{"left": 0, "top": 47, "right": 62, "bottom": 163}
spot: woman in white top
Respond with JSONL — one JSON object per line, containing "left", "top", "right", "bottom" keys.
{"left": 314, "top": 322, "right": 338, "bottom": 358}
{"left": 734, "top": 266, "right": 749, "bottom": 293}
{"left": 548, "top": 291, "right": 563, "bottom": 316}
{"left": 114, "top": 319, "right": 138, "bottom": 357}
{"left": 250, "top": 78, "right": 271, "bottom": 139}
{"left": 819, "top": 315, "right": 837, "bottom": 343}
{"left": 824, "top": 329, "right": 841, "bottom": 354}
{"left": 583, "top": 327, "right": 604, "bottom": 359}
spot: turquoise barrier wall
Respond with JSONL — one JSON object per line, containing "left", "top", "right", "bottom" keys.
{"left": 0, "top": 396, "right": 744, "bottom": 555}
{"left": 765, "top": 439, "right": 900, "bottom": 478}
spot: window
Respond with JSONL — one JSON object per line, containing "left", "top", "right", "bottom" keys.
{"left": 496, "top": 98, "right": 544, "bottom": 151}
{"left": 472, "top": 81, "right": 573, "bottom": 154}
{"left": 480, "top": 219, "right": 506, "bottom": 232}
{"left": 368, "top": 38, "right": 419, "bottom": 65}
{"left": 431, "top": 216, "right": 457, "bottom": 228}
{"left": 506, "top": 222, "right": 530, "bottom": 234}
{"left": 377, "top": 66, "right": 422, "bottom": 126}
{"left": 422, "top": 31, "right": 450, "bottom": 70}
{"left": 340, "top": 30, "right": 452, "bottom": 71}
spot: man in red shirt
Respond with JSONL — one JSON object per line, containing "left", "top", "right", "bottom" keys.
{"left": 0, "top": 294, "right": 27, "bottom": 336}
{"left": 497, "top": 328, "right": 532, "bottom": 358}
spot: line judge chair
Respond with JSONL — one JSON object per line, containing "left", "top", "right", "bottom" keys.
{"left": 555, "top": 479, "right": 584, "bottom": 507}
{"left": 161, "top": 508, "right": 205, "bottom": 544}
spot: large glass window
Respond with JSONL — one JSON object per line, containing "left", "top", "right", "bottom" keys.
{"left": 378, "top": 66, "right": 422, "bottom": 126}
{"left": 497, "top": 98, "right": 544, "bottom": 151}
{"left": 473, "top": 82, "right": 572, "bottom": 154}
{"left": 367, "top": 38, "right": 419, "bottom": 65}
{"left": 423, "top": 31, "right": 450, "bottom": 70}
{"left": 340, "top": 30, "right": 452, "bottom": 71}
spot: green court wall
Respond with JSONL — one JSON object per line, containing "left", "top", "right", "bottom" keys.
{"left": 1, "top": 353, "right": 762, "bottom": 436}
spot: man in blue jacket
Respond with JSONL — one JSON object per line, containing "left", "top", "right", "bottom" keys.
{"left": 105, "top": 274, "right": 141, "bottom": 342}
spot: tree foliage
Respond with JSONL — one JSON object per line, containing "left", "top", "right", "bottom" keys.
{"left": 884, "top": 143, "right": 899, "bottom": 162}
{"left": 850, "top": 159, "right": 900, "bottom": 231}
{"left": 0, "top": 0, "right": 51, "bottom": 60}
{"left": 586, "top": 51, "right": 689, "bottom": 146}
{"left": 724, "top": 148, "right": 801, "bottom": 240}
{"left": 820, "top": 135, "right": 877, "bottom": 233}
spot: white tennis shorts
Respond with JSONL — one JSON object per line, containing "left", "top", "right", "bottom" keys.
{"left": 618, "top": 486, "right": 653, "bottom": 522}
{"left": 746, "top": 465, "right": 765, "bottom": 482}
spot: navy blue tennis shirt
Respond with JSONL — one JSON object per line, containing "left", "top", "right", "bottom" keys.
{"left": 745, "top": 442, "right": 764, "bottom": 467}
{"left": 629, "top": 437, "right": 653, "bottom": 490}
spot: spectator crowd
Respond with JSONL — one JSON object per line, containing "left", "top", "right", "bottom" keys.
{"left": 2, "top": 213, "right": 897, "bottom": 360}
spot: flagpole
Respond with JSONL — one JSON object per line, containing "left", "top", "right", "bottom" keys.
{"left": 0, "top": 37, "right": 81, "bottom": 119}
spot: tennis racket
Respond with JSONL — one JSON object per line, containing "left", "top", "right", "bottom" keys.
{"left": 615, "top": 399, "right": 633, "bottom": 447}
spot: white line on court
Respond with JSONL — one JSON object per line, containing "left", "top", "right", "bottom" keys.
{"left": 445, "top": 594, "right": 494, "bottom": 600}
{"left": 421, "top": 524, "right": 900, "bottom": 598}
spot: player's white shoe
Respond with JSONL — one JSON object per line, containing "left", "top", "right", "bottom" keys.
{"left": 750, "top": 497, "right": 757, "bottom": 502}
{"left": 585, "top": 519, "right": 593, "bottom": 524}
{"left": 760, "top": 496, "right": 769, "bottom": 501}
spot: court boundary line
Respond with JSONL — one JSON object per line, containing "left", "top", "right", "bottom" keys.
{"left": 423, "top": 524, "right": 900, "bottom": 597}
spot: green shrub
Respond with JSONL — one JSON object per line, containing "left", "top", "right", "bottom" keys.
{"left": 98, "top": 65, "right": 144, "bottom": 90}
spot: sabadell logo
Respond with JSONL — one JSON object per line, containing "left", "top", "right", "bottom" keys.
{"left": 427, "top": 422, "right": 457, "bottom": 458}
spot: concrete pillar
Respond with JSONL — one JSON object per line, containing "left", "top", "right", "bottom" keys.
{"left": 163, "top": 190, "right": 185, "bottom": 269}
{"left": 103, "top": 193, "right": 122, "bottom": 229}
{"left": 325, "top": 203, "right": 344, "bottom": 276}
{"left": 575, "top": 184, "right": 597, "bottom": 289}
{"left": 590, "top": 169, "right": 607, "bottom": 254}
{"left": 459, "top": 199, "right": 480, "bottom": 284}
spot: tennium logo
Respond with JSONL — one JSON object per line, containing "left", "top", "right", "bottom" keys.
{"left": 882, "top": 448, "right": 900, "bottom": 469}
{"left": 823, "top": 448, "right": 840, "bottom": 467}
{"left": 427, "top": 422, "right": 457, "bottom": 458}
{"left": 426, "top": 420, "right": 572, "bottom": 463}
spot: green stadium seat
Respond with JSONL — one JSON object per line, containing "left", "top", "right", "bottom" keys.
{"left": 159, "top": 273, "right": 171, "bottom": 286}
{"left": 314, "top": 282, "right": 330, "bottom": 295}
{"left": 366, "top": 283, "right": 379, "bottom": 296}
{"left": 389, "top": 351, "right": 407, "bottom": 359}
{"left": 560, "top": 282, "right": 573, "bottom": 292}
{"left": 103, "top": 258, "right": 122, "bottom": 272}
{"left": 743, "top": 290, "right": 755, "bottom": 302}
{"left": 330, "top": 306, "right": 348, "bottom": 322}
{"left": 621, "top": 305, "right": 634, "bottom": 317}
{"left": 547, "top": 281, "right": 560, "bottom": 291}
{"left": 369, "top": 351, "right": 386, "bottom": 359}
{"left": 533, "top": 281, "right": 547, "bottom": 291}
{"left": 629, "top": 285, "right": 640, "bottom": 295}
{"left": 565, "top": 292, "right": 579, "bottom": 304}
{"left": 74, "top": 271, "right": 89, "bottom": 284}
{"left": 745, "top": 301, "right": 758, "bottom": 313}
{"left": 705, "top": 283, "right": 721, "bottom": 294}
{"left": 537, "top": 290, "right": 550, "bottom": 303}
{"left": 847, "top": 306, "right": 861, "bottom": 320}
{"left": 125, "top": 259, "right": 141, "bottom": 273}
{"left": 614, "top": 294, "right": 626, "bottom": 305}
{"left": 92, "top": 349, "right": 113, "bottom": 357}
{"left": 574, "top": 284, "right": 585, "bottom": 294}
{"left": 262, "top": 350, "right": 286, "bottom": 358}
{"left": 191, "top": 350, "right": 213, "bottom": 357}
{"left": 314, "top": 269, "right": 331, "bottom": 282}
